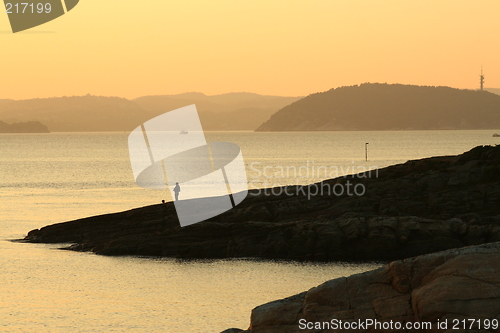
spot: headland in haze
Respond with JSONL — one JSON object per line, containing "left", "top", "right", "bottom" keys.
{"left": 0, "top": 120, "right": 50, "bottom": 133}
{"left": 257, "top": 83, "right": 500, "bottom": 131}
{"left": 3, "top": 84, "right": 500, "bottom": 133}
{"left": 0, "top": 93, "right": 300, "bottom": 132}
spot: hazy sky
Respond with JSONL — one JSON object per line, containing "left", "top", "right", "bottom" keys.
{"left": 1, "top": 0, "right": 499, "bottom": 100}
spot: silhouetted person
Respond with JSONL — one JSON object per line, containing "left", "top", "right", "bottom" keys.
{"left": 173, "top": 182, "right": 180, "bottom": 201}
{"left": 161, "top": 199, "right": 174, "bottom": 229}
{"left": 161, "top": 199, "right": 168, "bottom": 219}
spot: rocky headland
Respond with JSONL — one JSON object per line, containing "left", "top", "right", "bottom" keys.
{"left": 24, "top": 145, "right": 500, "bottom": 332}
{"left": 25, "top": 145, "right": 500, "bottom": 261}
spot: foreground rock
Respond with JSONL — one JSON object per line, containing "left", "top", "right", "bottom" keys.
{"left": 25, "top": 145, "right": 500, "bottom": 261}
{"left": 230, "top": 242, "right": 500, "bottom": 333}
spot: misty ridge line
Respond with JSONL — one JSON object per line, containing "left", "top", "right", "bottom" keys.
{"left": 0, "top": 92, "right": 301, "bottom": 132}
{"left": 1, "top": 83, "right": 500, "bottom": 132}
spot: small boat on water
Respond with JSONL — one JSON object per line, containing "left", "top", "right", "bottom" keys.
{"left": 180, "top": 130, "right": 188, "bottom": 134}
{"left": 493, "top": 133, "right": 500, "bottom": 137}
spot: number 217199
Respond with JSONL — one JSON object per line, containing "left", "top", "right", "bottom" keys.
{"left": 5, "top": 3, "right": 52, "bottom": 14}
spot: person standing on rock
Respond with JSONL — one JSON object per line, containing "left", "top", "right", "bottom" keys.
{"left": 160, "top": 200, "right": 169, "bottom": 228}
{"left": 173, "top": 182, "right": 181, "bottom": 201}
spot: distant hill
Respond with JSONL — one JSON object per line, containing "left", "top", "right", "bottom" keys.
{"left": 0, "top": 93, "right": 300, "bottom": 132}
{"left": 256, "top": 83, "right": 500, "bottom": 131}
{"left": 0, "top": 120, "right": 50, "bottom": 133}
{"left": 133, "top": 92, "right": 301, "bottom": 130}
{"left": 0, "top": 96, "right": 149, "bottom": 132}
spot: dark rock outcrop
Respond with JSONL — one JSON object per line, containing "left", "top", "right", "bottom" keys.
{"left": 230, "top": 241, "right": 500, "bottom": 333}
{"left": 25, "top": 145, "right": 500, "bottom": 261}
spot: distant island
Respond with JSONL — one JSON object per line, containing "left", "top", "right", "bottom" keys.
{"left": 0, "top": 120, "right": 50, "bottom": 133}
{"left": 256, "top": 83, "right": 500, "bottom": 131}
{"left": 0, "top": 93, "right": 300, "bottom": 132}
{"left": 4, "top": 86, "right": 500, "bottom": 132}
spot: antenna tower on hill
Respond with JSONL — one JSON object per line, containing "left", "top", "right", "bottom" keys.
{"left": 480, "top": 66, "right": 485, "bottom": 91}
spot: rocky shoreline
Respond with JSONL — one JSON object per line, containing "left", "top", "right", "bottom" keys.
{"left": 23, "top": 145, "right": 500, "bottom": 332}
{"left": 224, "top": 241, "right": 500, "bottom": 332}
{"left": 25, "top": 145, "right": 500, "bottom": 262}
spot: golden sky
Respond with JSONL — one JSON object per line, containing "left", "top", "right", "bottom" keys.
{"left": 1, "top": 0, "right": 499, "bottom": 100}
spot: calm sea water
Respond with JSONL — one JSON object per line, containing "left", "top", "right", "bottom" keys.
{"left": 1, "top": 130, "right": 498, "bottom": 332}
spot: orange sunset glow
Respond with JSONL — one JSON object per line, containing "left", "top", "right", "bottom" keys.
{"left": 2, "top": 1, "right": 500, "bottom": 332}
{"left": 1, "top": 0, "right": 500, "bottom": 99}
